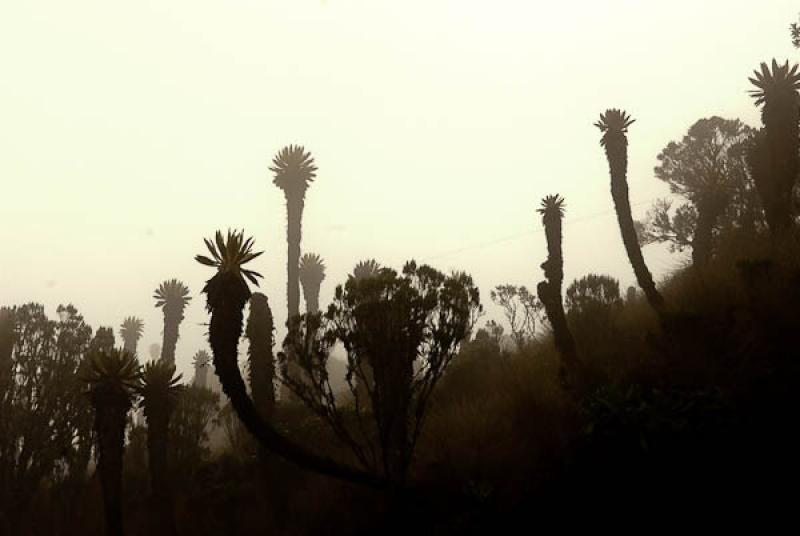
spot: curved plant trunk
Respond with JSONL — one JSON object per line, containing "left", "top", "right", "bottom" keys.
{"left": 93, "top": 392, "right": 130, "bottom": 536}
{"left": 603, "top": 137, "right": 666, "bottom": 313}
{"left": 146, "top": 410, "right": 176, "bottom": 535}
{"left": 160, "top": 309, "right": 183, "bottom": 365}
{"left": 246, "top": 293, "right": 275, "bottom": 419}
{"left": 208, "top": 273, "right": 387, "bottom": 489}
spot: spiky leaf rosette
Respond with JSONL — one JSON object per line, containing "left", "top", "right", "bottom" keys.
{"left": 748, "top": 60, "right": 800, "bottom": 111}
{"left": 270, "top": 144, "right": 317, "bottom": 196}
{"left": 299, "top": 253, "right": 326, "bottom": 286}
{"left": 79, "top": 349, "right": 141, "bottom": 404}
{"left": 196, "top": 229, "right": 264, "bottom": 311}
{"left": 153, "top": 279, "right": 191, "bottom": 311}
{"left": 538, "top": 195, "right": 566, "bottom": 289}
{"left": 136, "top": 360, "right": 183, "bottom": 419}
{"left": 120, "top": 316, "right": 144, "bottom": 341}
{"left": 119, "top": 316, "right": 144, "bottom": 355}
{"left": 192, "top": 349, "right": 211, "bottom": 369}
{"left": 352, "top": 259, "right": 381, "bottom": 280}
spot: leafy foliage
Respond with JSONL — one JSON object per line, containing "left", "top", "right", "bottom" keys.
{"left": 281, "top": 261, "right": 482, "bottom": 479}
{"left": 489, "top": 284, "right": 541, "bottom": 350}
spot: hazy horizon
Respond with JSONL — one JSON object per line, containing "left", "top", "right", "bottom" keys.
{"left": 2, "top": 0, "right": 797, "bottom": 379}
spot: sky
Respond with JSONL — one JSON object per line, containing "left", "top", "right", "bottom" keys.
{"left": 1, "top": 0, "right": 798, "bottom": 379}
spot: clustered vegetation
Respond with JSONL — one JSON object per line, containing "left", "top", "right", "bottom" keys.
{"left": 3, "top": 18, "right": 800, "bottom": 536}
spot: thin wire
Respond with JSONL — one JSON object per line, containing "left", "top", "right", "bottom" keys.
{"left": 420, "top": 197, "right": 658, "bottom": 263}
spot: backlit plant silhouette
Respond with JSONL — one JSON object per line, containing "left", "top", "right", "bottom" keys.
{"left": 748, "top": 60, "right": 800, "bottom": 236}
{"left": 299, "top": 253, "right": 326, "bottom": 315}
{"left": 596, "top": 109, "right": 665, "bottom": 314}
{"left": 535, "top": 195, "right": 584, "bottom": 390}
{"left": 282, "top": 261, "right": 482, "bottom": 480}
{"left": 192, "top": 349, "right": 211, "bottom": 388}
{"left": 246, "top": 292, "right": 276, "bottom": 418}
{"left": 136, "top": 360, "right": 182, "bottom": 534}
{"left": 153, "top": 279, "right": 191, "bottom": 364}
{"left": 119, "top": 316, "right": 144, "bottom": 356}
{"left": 79, "top": 349, "right": 140, "bottom": 536}
{"left": 196, "top": 229, "right": 384, "bottom": 487}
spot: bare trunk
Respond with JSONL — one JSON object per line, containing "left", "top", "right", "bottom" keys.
{"left": 95, "top": 398, "right": 129, "bottom": 536}
{"left": 160, "top": 310, "right": 182, "bottom": 365}
{"left": 146, "top": 411, "right": 176, "bottom": 535}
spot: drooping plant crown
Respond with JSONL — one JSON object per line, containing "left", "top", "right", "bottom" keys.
{"left": 195, "top": 229, "right": 264, "bottom": 310}
{"left": 270, "top": 144, "right": 317, "bottom": 196}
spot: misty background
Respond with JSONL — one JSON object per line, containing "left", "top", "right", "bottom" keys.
{"left": 1, "top": 0, "right": 796, "bottom": 379}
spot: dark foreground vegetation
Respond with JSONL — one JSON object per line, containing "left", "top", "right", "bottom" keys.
{"left": 4, "top": 16, "right": 800, "bottom": 536}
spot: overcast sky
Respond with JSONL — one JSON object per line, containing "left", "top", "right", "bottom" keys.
{"left": 1, "top": 1, "right": 797, "bottom": 379}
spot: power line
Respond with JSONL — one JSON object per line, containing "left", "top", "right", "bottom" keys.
{"left": 420, "top": 197, "right": 658, "bottom": 263}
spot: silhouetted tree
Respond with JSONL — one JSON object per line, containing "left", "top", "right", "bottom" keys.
{"left": 282, "top": 261, "right": 481, "bottom": 480}
{"left": 79, "top": 349, "right": 139, "bottom": 536}
{"left": 90, "top": 326, "right": 116, "bottom": 354}
{"left": 195, "top": 229, "right": 385, "bottom": 487}
{"left": 300, "top": 253, "right": 326, "bottom": 314}
{"left": 748, "top": 60, "right": 800, "bottom": 236}
{"left": 350, "top": 259, "right": 381, "bottom": 401}
{"left": 169, "top": 384, "right": 219, "bottom": 480}
{"left": 137, "top": 360, "right": 182, "bottom": 534}
{"left": 485, "top": 319, "right": 505, "bottom": 347}
{"left": 640, "top": 117, "right": 758, "bottom": 264}
{"left": 246, "top": 293, "right": 275, "bottom": 419}
{"left": 490, "top": 284, "right": 541, "bottom": 350}
{"left": 535, "top": 195, "right": 584, "bottom": 390}
{"left": 271, "top": 145, "right": 317, "bottom": 401}
{"left": 0, "top": 307, "right": 14, "bottom": 400}
{"left": 153, "top": 279, "right": 191, "bottom": 365}
{"left": 0, "top": 304, "right": 94, "bottom": 532}
{"left": 596, "top": 109, "right": 666, "bottom": 313}
{"left": 119, "top": 317, "right": 144, "bottom": 356}
{"left": 192, "top": 349, "right": 211, "bottom": 388}
{"left": 565, "top": 274, "right": 622, "bottom": 313}
{"left": 791, "top": 14, "right": 800, "bottom": 48}
{"left": 566, "top": 274, "right": 622, "bottom": 350}
{"left": 271, "top": 145, "right": 316, "bottom": 321}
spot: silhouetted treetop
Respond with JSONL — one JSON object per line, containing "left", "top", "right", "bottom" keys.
{"left": 270, "top": 144, "right": 317, "bottom": 195}
{"left": 153, "top": 279, "right": 191, "bottom": 310}
{"left": 748, "top": 60, "right": 800, "bottom": 111}
{"left": 196, "top": 229, "right": 264, "bottom": 308}
{"left": 595, "top": 109, "right": 635, "bottom": 148}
